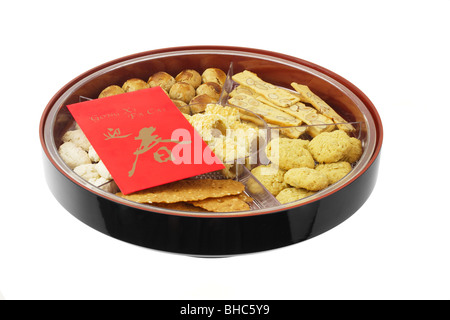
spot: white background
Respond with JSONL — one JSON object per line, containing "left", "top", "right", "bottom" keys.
{"left": 1, "top": 0, "right": 449, "bottom": 300}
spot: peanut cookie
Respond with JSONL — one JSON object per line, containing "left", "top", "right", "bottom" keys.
{"left": 175, "top": 69, "right": 202, "bottom": 89}
{"left": 148, "top": 71, "right": 176, "bottom": 92}
{"left": 169, "top": 82, "right": 196, "bottom": 104}
{"left": 122, "top": 78, "right": 149, "bottom": 92}
{"left": 98, "top": 85, "right": 125, "bottom": 98}
{"left": 196, "top": 82, "right": 222, "bottom": 101}
{"left": 189, "top": 94, "right": 217, "bottom": 114}
{"left": 201, "top": 68, "right": 227, "bottom": 87}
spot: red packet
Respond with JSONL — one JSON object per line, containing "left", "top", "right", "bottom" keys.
{"left": 67, "top": 87, "right": 225, "bottom": 194}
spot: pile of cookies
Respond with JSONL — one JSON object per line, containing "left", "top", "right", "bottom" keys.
{"left": 116, "top": 178, "right": 253, "bottom": 213}
{"left": 98, "top": 67, "right": 227, "bottom": 114}
{"left": 252, "top": 130, "right": 362, "bottom": 204}
{"left": 58, "top": 65, "right": 364, "bottom": 212}
{"left": 222, "top": 70, "right": 363, "bottom": 204}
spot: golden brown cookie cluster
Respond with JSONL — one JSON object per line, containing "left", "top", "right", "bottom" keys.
{"left": 250, "top": 130, "right": 362, "bottom": 204}
{"left": 60, "top": 66, "right": 364, "bottom": 211}
{"left": 98, "top": 67, "right": 227, "bottom": 114}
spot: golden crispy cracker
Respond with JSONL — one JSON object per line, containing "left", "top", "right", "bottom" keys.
{"left": 152, "top": 202, "right": 208, "bottom": 212}
{"left": 189, "top": 195, "right": 251, "bottom": 212}
{"left": 237, "top": 193, "right": 254, "bottom": 203}
{"left": 116, "top": 179, "right": 245, "bottom": 204}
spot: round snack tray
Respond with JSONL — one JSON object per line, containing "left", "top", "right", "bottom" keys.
{"left": 56, "top": 61, "right": 370, "bottom": 214}
{"left": 40, "top": 46, "right": 382, "bottom": 256}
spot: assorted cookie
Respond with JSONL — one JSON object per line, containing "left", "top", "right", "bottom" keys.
{"left": 59, "top": 65, "right": 365, "bottom": 211}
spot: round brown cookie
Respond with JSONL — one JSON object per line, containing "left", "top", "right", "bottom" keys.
{"left": 98, "top": 85, "right": 125, "bottom": 98}
{"left": 201, "top": 68, "right": 227, "bottom": 87}
{"left": 148, "top": 71, "right": 176, "bottom": 92}
{"left": 175, "top": 69, "right": 202, "bottom": 89}
{"left": 122, "top": 78, "right": 149, "bottom": 92}
{"left": 169, "top": 82, "right": 196, "bottom": 104}
{"left": 196, "top": 82, "right": 222, "bottom": 100}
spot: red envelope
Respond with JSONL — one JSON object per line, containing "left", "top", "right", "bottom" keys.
{"left": 67, "top": 87, "right": 224, "bottom": 194}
